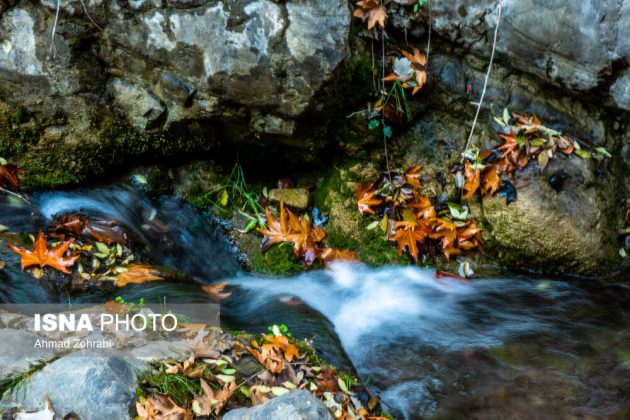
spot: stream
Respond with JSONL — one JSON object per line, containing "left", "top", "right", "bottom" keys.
{"left": 1, "top": 179, "right": 629, "bottom": 419}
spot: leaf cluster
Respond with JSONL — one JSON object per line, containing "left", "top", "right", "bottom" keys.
{"left": 258, "top": 202, "right": 359, "bottom": 268}
{"left": 459, "top": 110, "right": 611, "bottom": 201}
{"left": 356, "top": 166, "right": 483, "bottom": 262}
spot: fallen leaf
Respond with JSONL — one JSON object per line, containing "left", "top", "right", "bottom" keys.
{"left": 356, "top": 180, "right": 383, "bottom": 215}
{"left": 8, "top": 231, "right": 79, "bottom": 274}
{"left": 462, "top": 161, "right": 480, "bottom": 200}
{"left": 0, "top": 163, "right": 25, "bottom": 190}
{"left": 115, "top": 264, "right": 163, "bottom": 287}
{"left": 201, "top": 281, "right": 232, "bottom": 300}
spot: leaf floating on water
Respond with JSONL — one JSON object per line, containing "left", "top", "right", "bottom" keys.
{"left": 201, "top": 282, "right": 232, "bottom": 300}
{"left": 8, "top": 230, "right": 79, "bottom": 274}
{"left": 114, "top": 264, "right": 163, "bottom": 287}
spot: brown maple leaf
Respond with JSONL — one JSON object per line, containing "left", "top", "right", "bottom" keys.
{"left": 353, "top": 0, "right": 387, "bottom": 30}
{"left": 262, "top": 334, "right": 301, "bottom": 362}
{"left": 428, "top": 218, "right": 458, "bottom": 252}
{"left": 115, "top": 264, "right": 163, "bottom": 287}
{"left": 407, "top": 194, "right": 435, "bottom": 219}
{"left": 403, "top": 165, "right": 422, "bottom": 189}
{"left": 320, "top": 248, "right": 361, "bottom": 266}
{"left": 390, "top": 220, "right": 431, "bottom": 262}
{"left": 8, "top": 231, "right": 79, "bottom": 274}
{"left": 201, "top": 281, "right": 232, "bottom": 300}
{"left": 136, "top": 393, "right": 191, "bottom": 420}
{"left": 462, "top": 161, "right": 480, "bottom": 200}
{"left": 356, "top": 180, "right": 383, "bottom": 214}
{"left": 258, "top": 202, "right": 323, "bottom": 258}
{"left": 193, "top": 378, "right": 236, "bottom": 416}
{"left": 481, "top": 166, "right": 500, "bottom": 196}
{"left": 0, "top": 164, "right": 25, "bottom": 190}
{"left": 400, "top": 47, "right": 428, "bottom": 94}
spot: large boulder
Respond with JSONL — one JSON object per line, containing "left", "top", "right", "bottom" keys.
{"left": 223, "top": 390, "right": 334, "bottom": 420}
{"left": 0, "top": 0, "right": 351, "bottom": 186}
{"left": 429, "top": 0, "right": 630, "bottom": 106}
{"left": 0, "top": 356, "right": 140, "bottom": 419}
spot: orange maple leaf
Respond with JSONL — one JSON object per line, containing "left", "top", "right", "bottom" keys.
{"left": 258, "top": 202, "right": 323, "bottom": 258}
{"left": 356, "top": 180, "right": 383, "bottom": 214}
{"left": 8, "top": 230, "right": 79, "bottom": 273}
{"left": 462, "top": 161, "right": 480, "bottom": 200}
{"left": 320, "top": 248, "right": 360, "bottom": 267}
{"left": 115, "top": 264, "right": 163, "bottom": 287}
{"left": 201, "top": 281, "right": 232, "bottom": 300}
{"left": 390, "top": 220, "right": 431, "bottom": 262}
{"left": 481, "top": 166, "right": 500, "bottom": 196}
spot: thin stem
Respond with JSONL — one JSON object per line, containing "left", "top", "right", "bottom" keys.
{"left": 380, "top": 0, "right": 392, "bottom": 182}
{"left": 0, "top": 187, "right": 32, "bottom": 206}
{"left": 462, "top": 0, "right": 503, "bottom": 162}
{"left": 79, "top": 0, "right": 103, "bottom": 31}
{"left": 425, "top": 0, "right": 432, "bottom": 66}
{"left": 49, "top": 0, "right": 61, "bottom": 58}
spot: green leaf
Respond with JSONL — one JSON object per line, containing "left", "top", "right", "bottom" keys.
{"left": 366, "top": 221, "right": 380, "bottom": 230}
{"left": 402, "top": 209, "right": 416, "bottom": 223}
{"left": 216, "top": 374, "right": 234, "bottom": 383}
{"left": 575, "top": 149, "right": 591, "bottom": 159}
{"left": 503, "top": 108, "right": 510, "bottom": 124}
{"left": 447, "top": 203, "right": 469, "bottom": 220}
{"left": 594, "top": 147, "right": 612, "bottom": 159}
{"left": 221, "top": 368, "right": 236, "bottom": 375}
{"left": 380, "top": 214, "right": 388, "bottom": 232}
{"left": 95, "top": 242, "right": 109, "bottom": 255}
{"left": 219, "top": 189, "right": 229, "bottom": 207}
{"left": 271, "top": 387, "right": 289, "bottom": 396}
{"left": 383, "top": 125, "right": 393, "bottom": 138}
{"left": 368, "top": 119, "right": 380, "bottom": 130}
{"left": 338, "top": 378, "right": 352, "bottom": 394}
{"left": 238, "top": 219, "right": 258, "bottom": 234}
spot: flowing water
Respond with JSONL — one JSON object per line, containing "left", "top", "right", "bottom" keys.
{"left": 1, "top": 179, "right": 629, "bottom": 419}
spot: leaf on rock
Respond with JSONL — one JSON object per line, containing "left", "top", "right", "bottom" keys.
{"left": 390, "top": 221, "right": 431, "bottom": 262}
{"left": 462, "top": 161, "right": 480, "bottom": 200}
{"left": 8, "top": 231, "right": 79, "bottom": 274}
{"left": 481, "top": 167, "right": 500, "bottom": 196}
{"left": 355, "top": 180, "right": 382, "bottom": 215}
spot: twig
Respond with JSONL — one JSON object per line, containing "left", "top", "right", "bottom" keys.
{"left": 461, "top": 0, "right": 503, "bottom": 161}
{"left": 0, "top": 187, "right": 32, "bottom": 206}
{"left": 380, "top": 0, "right": 392, "bottom": 182}
{"left": 425, "top": 0, "right": 432, "bottom": 66}
{"left": 79, "top": 0, "right": 103, "bottom": 31}
{"left": 49, "top": 0, "right": 61, "bottom": 58}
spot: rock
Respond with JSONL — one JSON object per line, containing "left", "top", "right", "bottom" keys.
{"left": 611, "top": 69, "right": 630, "bottom": 111}
{"left": 223, "top": 390, "right": 334, "bottom": 420}
{"left": 478, "top": 157, "right": 621, "bottom": 275}
{"left": 431, "top": 0, "right": 630, "bottom": 94}
{"left": 0, "top": 0, "right": 352, "bottom": 187}
{"left": 269, "top": 188, "right": 310, "bottom": 210}
{"left": 109, "top": 79, "right": 166, "bottom": 130}
{"left": 0, "top": 356, "right": 141, "bottom": 420}
{"left": 0, "top": 329, "right": 59, "bottom": 380}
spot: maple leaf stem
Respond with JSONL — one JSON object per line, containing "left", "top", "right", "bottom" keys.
{"left": 425, "top": 0, "right": 432, "bottom": 67}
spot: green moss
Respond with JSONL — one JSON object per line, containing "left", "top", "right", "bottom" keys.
{"left": 325, "top": 221, "right": 410, "bottom": 265}
{"left": 250, "top": 244, "right": 305, "bottom": 276}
